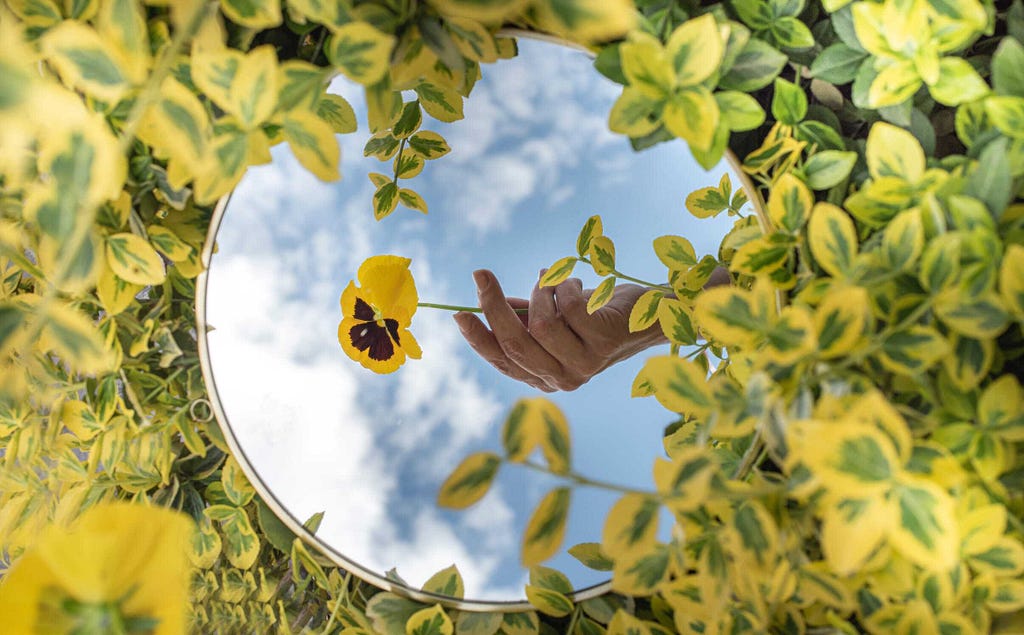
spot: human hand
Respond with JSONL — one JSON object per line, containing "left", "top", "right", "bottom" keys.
{"left": 452, "top": 269, "right": 669, "bottom": 392}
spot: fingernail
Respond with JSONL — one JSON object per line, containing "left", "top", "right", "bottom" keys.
{"left": 473, "top": 270, "right": 490, "bottom": 291}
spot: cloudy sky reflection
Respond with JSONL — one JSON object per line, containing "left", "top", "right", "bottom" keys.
{"left": 205, "top": 39, "right": 740, "bottom": 601}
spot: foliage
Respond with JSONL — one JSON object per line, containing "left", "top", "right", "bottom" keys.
{"left": 0, "top": 0, "right": 1022, "bottom": 633}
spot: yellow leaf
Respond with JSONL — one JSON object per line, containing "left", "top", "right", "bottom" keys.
{"left": 640, "top": 356, "right": 712, "bottom": 418}
{"left": 97, "top": 0, "right": 150, "bottom": 83}
{"left": 220, "top": 0, "right": 281, "bottom": 29}
{"left": 522, "top": 488, "right": 571, "bottom": 567}
{"left": 798, "top": 422, "right": 899, "bottom": 497}
{"left": 41, "top": 302, "right": 114, "bottom": 374}
{"left": 608, "top": 87, "right": 661, "bottom": 138}
{"left": 821, "top": 497, "right": 889, "bottom": 576}
{"left": 652, "top": 446, "right": 715, "bottom": 511}
{"left": 807, "top": 202, "right": 858, "bottom": 278}
{"left": 663, "top": 87, "right": 719, "bottom": 152}
{"left": 866, "top": 122, "right": 925, "bottom": 183}
{"left": 61, "top": 399, "right": 102, "bottom": 441}
{"left": 146, "top": 225, "right": 193, "bottom": 262}
{"left": 422, "top": 565, "right": 464, "bottom": 599}
{"left": 610, "top": 543, "right": 672, "bottom": 596}
{"left": 427, "top": 0, "right": 528, "bottom": 24}
{"left": 653, "top": 235, "right": 697, "bottom": 269}
{"left": 540, "top": 255, "right": 579, "bottom": 287}
{"left": 137, "top": 78, "right": 210, "bottom": 176}
{"left": 665, "top": 14, "right": 724, "bottom": 87}
{"left": 524, "top": 585, "right": 573, "bottom": 617}
{"left": 529, "top": 0, "right": 636, "bottom": 44}
{"left": 105, "top": 233, "right": 166, "bottom": 285}
{"left": 887, "top": 477, "right": 959, "bottom": 571}
{"left": 694, "top": 280, "right": 773, "bottom": 349}
{"left": 437, "top": 452, "right": 500, "bottom": 509}
{"left": 96, "top": 257, "right": 142, "bottom": 316}
{"left": 446, "top": 17, "right": 499, "bottom": 63}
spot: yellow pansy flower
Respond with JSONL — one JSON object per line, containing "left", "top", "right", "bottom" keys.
{"left": 0, "top": 502, "right": 194, "bottom": 634}
{"left": 339, "top": 255, "right": 423, "bottom": 373}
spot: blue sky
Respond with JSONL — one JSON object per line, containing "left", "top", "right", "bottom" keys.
{"left": 205, "top": 39, "right": 741, "bottom": 601}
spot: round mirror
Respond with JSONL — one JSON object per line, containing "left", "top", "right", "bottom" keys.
{"left": 197, "top": 36, "right": 746, "bottom": 607}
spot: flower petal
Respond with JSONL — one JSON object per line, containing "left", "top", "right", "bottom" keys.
{"left": 357, "top": 255, "right": 418, "bottom": 319}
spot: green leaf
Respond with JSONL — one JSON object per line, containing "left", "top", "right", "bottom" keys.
{"left": 732, "top": 0, "right": 773, "bottom": 29}
{"left": 811, "top": 43, "right": 868, "bottom": 84}
{"left": 500, "top": 612, "right": 539, "bottom": 635}
{"left": 935, "top": 292, "right": 1010, "bottom": 339}
{"left": 772, "top": 78, "right": 808, "bottom": 125}
{"left": 802, "top": 150, "right": 857, "bottom": 190}
{"left": 608, "top": 87, "right": 662, "bottom": 138}
{"left": 719, "top": 38, "right": 787, "bottom": 92}
{"left": 364, "top": 134, "right": 401, "bottom": 160}
{"left": 769, "top": 16, "right": 815, "bottom": 49}
{"left": 437, "top": 452, "right": 500, "bottom": 509}
{"left": 0, "top": 303, "right": 26, "bottom": 352}
{"left": 522, "top": 488, "right": 571, "bottom": 567}
{"left": 255, "top": 497, "right": 297, "bottom": 555}
{"left": 367, "top": 593, "right": 424, "bottom": 635}
{"left": 881, "top": 208, "right": 925, "bottom": 271}
{"left": 714, "top": 90, "right": 765, "bottom": 132}
{"left": 992, "top": 37, "right": 1024, "bottom": 97}
{"left": 456, "top": 612, "right": 503, "bottom": 635}
{"left": 965, "top": 138, "right": 1012, "bottom": 218}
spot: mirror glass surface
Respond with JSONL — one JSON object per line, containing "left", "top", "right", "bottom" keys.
{"left": 204, "top": 38, "right": 741, "bottom": 603}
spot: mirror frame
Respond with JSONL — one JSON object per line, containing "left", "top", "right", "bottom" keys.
{"left": 194, "top": 29, "right": 763, "bottom": 611}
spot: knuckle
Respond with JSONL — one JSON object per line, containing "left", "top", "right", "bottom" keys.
{"left": 498, "top": 336, "right": 528, "bottom": 363}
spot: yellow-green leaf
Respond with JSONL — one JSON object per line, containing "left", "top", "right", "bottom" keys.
{"left": 437, "top": 452, "right": 500, "bottom": 509}
{"left": 663, "top": 87, "right": 718, "bottom": 152}
{"left": 206, "top": 504, "right": 260, "bottom": 570}
{"left": 588, "top": 236, "right": 616, "bottom": 276}
{"left": 666, "top": 13, "right": 723, "bottom": 87}
{"left": 866, "top": 122, "right": 924, "bottom": 182}
{"left": 877, "top": 325, "right": 949, "bottom": 376}
{"left": 807, "top": 202, "right": 858, "bottom": 278}
{"left": 522, "top": 488, "right": 571, "bottom": 567}
{"left": 220, "top": 0, "right": 282, "bottom": 29}
{"left": 602, "top": 494, "right": 660, "bottom": 558}
{"left": 282, "top": 110, "right": 341, "bottom": 181}
{"left": 528, "top": 0, "right": 635, "bottom": 44}
{"left": 640, "top": 356, "right": 712, "bottom": 418}
{"left": 653, "top": 235, "right": 696, "bottom": 269}
{"left": 41, "top": 21, "right": 131, "bottom": 102}
{"left": 327, "top": 21, "right": 394, "bottom": 85}
{"left": 398, "top": 189, "right": 428, "bottom": 214}
{"left": 620, "top": 31, "right": 673, "bottom": 98}
{"left": 1000, "top": 244, "right": 1024, "bottom": 317}
{"left": 656, "top": 298, "right": 697, "bottom": 346}
{"left": 814, "top": 285, "right": 868, "bottom": 358}
{"left": 587, "top": 277, "right": 616, "bottom": 314}
{"left": 221, "top": 456, "right": 255, "bottom": 507}
{"left": 610, "top": 544, "right": 671, "bottom": 596}
{"left": 628, "top": 290, "right": 662, "bottom": 333}
{"left": 423, "top": 565, "right": 465, "bottom": 599}
{"left": 415, "top": 82, "right": 464, "bottom": 123}
{"left": 407, "top": 131, "right": 451, "bottom": 159}
{"left": 105, "top": 233, "right": 166, "bottom": 286}
{"left": 500, "top": 612, "right": 539, "bottom": 635}
{"left": 888, "top": 478, "right": 959, "bottom": 571}
{"left": 317, "top": 93, "right": 357, "bottom": 134}
{"left": 685, "top": 184, "right": 730, "bottom": 218}
{"left": 821, "top": 496, "right": 889, "bottom": 576}
{"left": 524, "top": 585, "right": 573, "bottom": 618}
{"left": 608, "top": 87, "right": 661, "bottom": 138}
{"left": 455, "top": 612, "right": 503, "bottom": 635}
{"left": 607, "top": 611, "right": 652, "bottom": 635}
{"left": 576, "top": 215, "right": 603, "bottom": 257}
{"left": 767, "top": 173, "right": 813, "bottom": 232}
{"left": 147, "top": 225, "right": 192, "bottom": 262}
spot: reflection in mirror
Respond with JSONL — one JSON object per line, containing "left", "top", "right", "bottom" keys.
{"left": 203, "top": 38, "right": 743, "bottom": 603}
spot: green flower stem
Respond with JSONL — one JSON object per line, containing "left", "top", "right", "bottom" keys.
{"left": 418, "top": 302, "right": 528, "bottom": 314}
{"left": 519, "top": 459, "right": 657, "bottom": 497}
{"left": 576, "top": 257, "right": 676, "bottom": 293}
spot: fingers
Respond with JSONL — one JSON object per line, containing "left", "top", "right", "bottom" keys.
{"left": 453, "top": 311, "right": 554, "bottom": 392}
{"left": 530, "top": 271, "right": 585, "bottom": 361}
{"left": 553, "top": 277, "right": 590, "bottom": 331}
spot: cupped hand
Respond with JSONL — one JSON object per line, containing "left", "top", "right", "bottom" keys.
{"left": 452, "top": 269, "right": 669, "bottom": 392}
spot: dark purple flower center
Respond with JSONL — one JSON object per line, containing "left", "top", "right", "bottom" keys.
{"left": 349, "top": 297, "right": 401, "bottom": 361}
